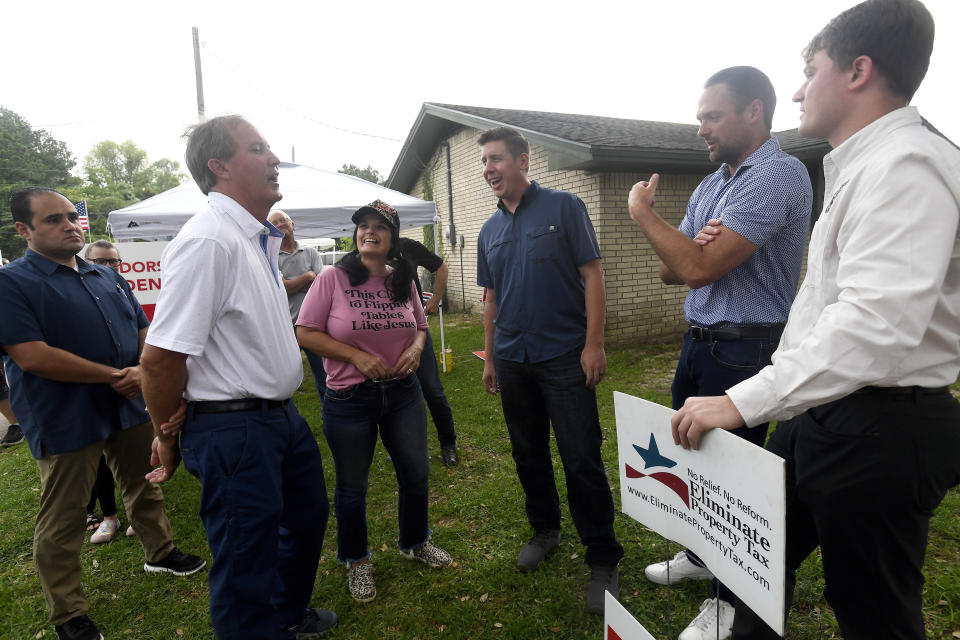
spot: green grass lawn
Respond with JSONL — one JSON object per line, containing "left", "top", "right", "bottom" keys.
{"left": 1, "top": 315, "right": 958, "bottom": 639}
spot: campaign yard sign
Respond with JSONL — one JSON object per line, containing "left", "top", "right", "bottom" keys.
{"left": 605, "top": 592, "right": 656, "bottom": 640}
{"left": 116, "top": 241, "right": 167, "bottom": 320}
{"left": 614, "top": 392, "right": 786, "bottom": 635}
{"left": 81, "top": 241, "right": 167, "bottom": 320}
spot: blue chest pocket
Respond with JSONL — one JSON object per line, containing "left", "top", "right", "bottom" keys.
{"left": 528, "top": 225, "right": 561, "bottom": 262}
{"left": 485, "top": 238, "right": 514, "bottom": 274}
{"left": 108, "top": 283, "right": 137, "bottom": 322}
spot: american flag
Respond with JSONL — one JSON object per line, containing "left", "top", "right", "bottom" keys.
{"left": 76, "top": 200, "right": 89, "bottom": 231}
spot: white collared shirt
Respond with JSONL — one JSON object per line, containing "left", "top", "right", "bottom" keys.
{"left": 145, "top": 192, "right": 303, "bottom": 401}
{"left": 728, "top": 107, "right": 960, "bottom": 426}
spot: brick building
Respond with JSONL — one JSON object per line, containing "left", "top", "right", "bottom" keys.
{"left": 386, "top": 103, "right": 828, "bottom": 342}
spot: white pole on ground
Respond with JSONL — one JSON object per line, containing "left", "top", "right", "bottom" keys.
{"left": 438, "top": 299, "right": 446, "bottom": 373}
{"left": 433, "top": 213, "right": 447, "bottom": 373}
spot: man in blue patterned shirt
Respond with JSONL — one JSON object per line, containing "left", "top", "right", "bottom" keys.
{"left": 627, "top": 66, "right": 813, "bottom": 640}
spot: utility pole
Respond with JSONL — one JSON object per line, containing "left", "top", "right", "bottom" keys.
{"left": 192, "top": 27, "right": 205, "bottom": 122}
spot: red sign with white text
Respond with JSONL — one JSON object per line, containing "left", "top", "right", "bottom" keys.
{"left": 82, "top": 241, "right": 167, "bottom": 321}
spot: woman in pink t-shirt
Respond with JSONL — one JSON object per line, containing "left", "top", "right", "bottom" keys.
{"left": 296, "top": 200, "right": 453, "bottom": 603}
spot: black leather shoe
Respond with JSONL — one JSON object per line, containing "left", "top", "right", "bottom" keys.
{"left": 289, "top": 607, "right": 338, "bottom": 638}
{"left": 441, "top": 444, "right": 459, "bottom": 466}
{"left": 55, "top": 615, "right": 103, "bottom": 640}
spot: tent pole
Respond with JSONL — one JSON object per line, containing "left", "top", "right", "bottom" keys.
{"left": 433, "top": 218, "right": 447, "bottom": 373}
{"left": 438, "top": 299, "right": 446, "bottom": 373}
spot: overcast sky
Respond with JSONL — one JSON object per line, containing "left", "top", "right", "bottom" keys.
{"left": 4, "top": 0, "right": 958, "bottom": 182}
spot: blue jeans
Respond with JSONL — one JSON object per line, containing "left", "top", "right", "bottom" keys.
{"left": 181, "top": 401, "right": 328, "bottom": 640}
{"left": 416, "top": 329, "right": 456, "bottom": 446}
{"left": 494, "top": 349, "right": 624, "bottom": 567}
{"left": 303, "top": 347, "right": 327, "bottom": 398}
{"left": 321, "top": 375, "right": 430, "bottom": 563}
{"left": 672, "top": 331, "right": 775, "bottom": 604}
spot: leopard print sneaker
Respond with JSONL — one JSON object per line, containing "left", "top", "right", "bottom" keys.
{"left": 348, "top": 562, "right": 376, "bottom": 603}
{"left": 402, "top": 540, "right": 453, "bottom": 567}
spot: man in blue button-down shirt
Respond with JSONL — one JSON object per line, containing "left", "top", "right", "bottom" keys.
{"left": 627, "top": 67, "right": 813, "bottom": 639}
{"left": 0, "top": 187, "right": 204, "bottom": 640}
{"left": 477, "top": 127, "right": 623, "bottom": 616}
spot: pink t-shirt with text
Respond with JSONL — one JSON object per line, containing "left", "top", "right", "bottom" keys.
{"left": 297, "top": 266, "right": 427, "bottom": 390}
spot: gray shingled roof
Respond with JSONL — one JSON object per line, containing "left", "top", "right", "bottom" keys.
{"left": 387, "top": 102, "right": 829, "bottom": 193}
{"left": 431, "top": 103, "right": 705, "bottom": 150}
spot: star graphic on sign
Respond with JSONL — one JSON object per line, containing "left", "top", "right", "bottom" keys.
{"left": 632, "top": 433, "right": 677, "bottom": 470}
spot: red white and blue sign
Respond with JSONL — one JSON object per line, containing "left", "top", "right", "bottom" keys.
{"left": 614, "top": 392, "right": 787, "bottom": 635}
{"left": 605, "top": 592, "right": 656, "bottom": 640}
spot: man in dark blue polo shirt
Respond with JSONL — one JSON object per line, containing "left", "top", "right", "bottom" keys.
{"left": 477, "top": 127, "right": 623, "bottom": 615}
{"left": 0, "top": 187, "right": 204, "bottom": 640}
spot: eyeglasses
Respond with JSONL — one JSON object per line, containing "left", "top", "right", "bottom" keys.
{"left": 90, "top": 258, "right": 122, "bottom": 267}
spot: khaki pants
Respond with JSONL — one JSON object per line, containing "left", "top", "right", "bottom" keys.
{"left": 34, "top": 422, "right": 174, "bottom": 625}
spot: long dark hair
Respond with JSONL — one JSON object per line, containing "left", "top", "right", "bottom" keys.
{"left": 335, "top": 224, "right": 415, "bottom": 304}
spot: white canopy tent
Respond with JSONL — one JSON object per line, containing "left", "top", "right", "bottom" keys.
{"left": 107, "top": 162, "right": 438, "bottom": 241}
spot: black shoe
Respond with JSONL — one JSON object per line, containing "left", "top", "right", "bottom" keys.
{"left": 517, "top": 529, "right": 560, "bottom": 572}
{"left": 55, "top": 615, "right": 103, "bottom": 640}
{"left": 1, "top": 424, "right": 24, "bottom": 447}
{"left": 288, "top": 607, "right": 338, "bottom": 638}
{"left": 144, "top": 547, "right": 206, "bottom": 576}
{"left": 441, "top": 444, "right": 459, "bottom": 466}
{"left": 586, "top": 564, "right": 619, "bottom": 615}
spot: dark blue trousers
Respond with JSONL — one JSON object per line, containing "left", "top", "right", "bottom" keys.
{"left": 303, "top": 347, "right": 327, "bottom": 398}
{"left": 181, "top": 401, "right": 329, "bottom": 640}
{"left": 86, "top": 455, "right": 117, "bottom": 517}
{"left": 672, "top": 331, "right": 775, "bottom": 605}
{"left": 416, "top": 329, "right": 457, "bottom": 446}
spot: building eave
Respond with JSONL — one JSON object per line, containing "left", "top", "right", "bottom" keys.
{"left": 386, "top": 103, "right": 830, "bottom": 191}
{"left": 386, "top": 103, "right": 593, "bottom": 192}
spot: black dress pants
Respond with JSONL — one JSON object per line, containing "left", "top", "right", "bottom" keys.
{"left": 732, "top": 389, "right": 960, "bottom": 639}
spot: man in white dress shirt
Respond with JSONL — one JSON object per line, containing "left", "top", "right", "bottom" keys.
{"left": 140, "top": 116, "right": 336, "bottom": 639}
{"left": 663, "top": 1, "right": 960, "bottom": 638}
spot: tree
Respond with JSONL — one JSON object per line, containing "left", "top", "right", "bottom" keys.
{"left": 84, "top": 139, "right": 185, "bottom": 202}
{"left": 0, "top": 108, "right": 79, "bottom": 261}
{"left": 0, "top": 112, "right": 186, "bottom": 262}
{"left": 76, "top": 139, "right": 186, "bottom": 240}
{"left": 146, "top": 158, "right": 186, "bottom": 194}
{"left": 338, "top": 163, "right": 384, "bottom": 186}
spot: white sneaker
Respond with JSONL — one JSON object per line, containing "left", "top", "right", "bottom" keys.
{"left": 644, "top": 550, "right": 714, "bottom": 585}
{"left": 678, "top": 598, "right": 735, "bottom": 640}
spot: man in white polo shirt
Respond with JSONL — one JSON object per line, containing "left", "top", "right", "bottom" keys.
{"left": 140, "top": 116, "right": 335, "bottom": 640}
